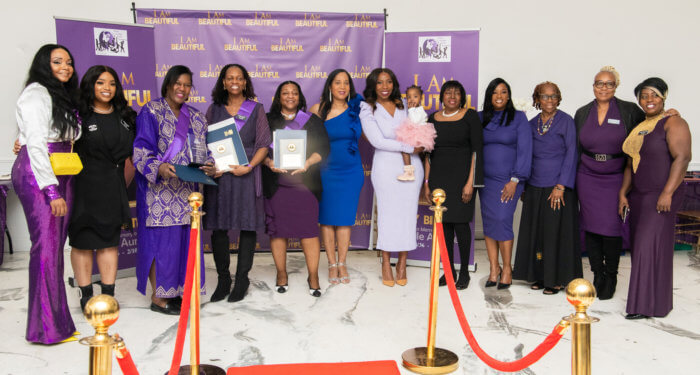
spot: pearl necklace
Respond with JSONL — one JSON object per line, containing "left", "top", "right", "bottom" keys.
{"left": 442, "top": 109, "right": 460, "bottom": 117}
{"left": 537, "top": 111, "right": 557, "bottom": 135}
{"left": 93, "top": 105, "right": 114, "bottom": 114}
{"left": 281, "top": 111, "right": 296, "bottom": 120}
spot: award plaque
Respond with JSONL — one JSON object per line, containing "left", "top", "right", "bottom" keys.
{"left": 273, "top": 129, "right": 307, "bottom": 170}
{"left": 206, "top": 117, "right": 249, "bottom": 172}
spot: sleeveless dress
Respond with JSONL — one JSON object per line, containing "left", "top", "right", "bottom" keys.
{"left": 318, "top": 96, "right": 364, "bottom": 226}
{"left": 626, "top": 117, "right": 684, "bottom": 317}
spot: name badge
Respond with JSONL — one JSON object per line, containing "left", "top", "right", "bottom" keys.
{"left": 88, "top": 124, "right": 98, "bottom": 132}
{"left": 638, "top": 130, "right": 649, "bottom": 135}
{"left": 608, "top": 119, "right": 620, "bottom": 125}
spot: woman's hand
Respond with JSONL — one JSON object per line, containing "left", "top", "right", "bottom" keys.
{"left": 158, "top": 163, "right": 176, "bottom": 179}
{"left": 664, "top": 108, "right": 680, "bottom": 118}
{"left": 656, "top": 191, "right": 673, "bottom": 213}
{"left": 230, "top": 164, "right": 252, "bottom": 176}
{"left": 461, "top": 183, "right": 474, "bottom": 203}
{"left": 547, "top": 185, "right": 565, "bottom": 210}
{"left": 290, "top": 160, "right": 312, "bottom": 175}
{"left": 618, "top": 195, "right": 630, "bottom": 216}
{"left": 199, "top": 163, "right": 216, "bottom": 177}
{"left": 13, "top": 139, "right": 20, "bottom": 155}
{"left": 500, "top": 181, "right": 517, "bottom": 203}
{"left": 50, "top": 198, "right": 67, "bottom": 217}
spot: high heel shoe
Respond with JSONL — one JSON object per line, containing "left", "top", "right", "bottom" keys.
{"left": 395, "top": 261, "right": 407, "bottom": 286}
{"left": 485, "top": 268, "right": 501, "bottom": 288}
{"left": 497, "top": 267, "right": 511, "bottom": 289}
{"left": 276, "top": 284, "right": 289, "bottom": 293}
{"left": 338, "top": 262, "right": 350, "bottom": 284}
{"left": 328, "top": 263, "right": 340, "bottom": 285}
{"left": 307, "top": 277, "right": 321, "bottom": 297}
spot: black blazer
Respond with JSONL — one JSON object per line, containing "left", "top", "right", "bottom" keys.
{"left": 574, "top": 97, "right": 645, "bottom": 162}
{"left": 261, "top": 113, "right": 330, "bottom": 201}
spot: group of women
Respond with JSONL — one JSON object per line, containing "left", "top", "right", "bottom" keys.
{"left": 12, "top": 43, "right": 690, "bottom": 344}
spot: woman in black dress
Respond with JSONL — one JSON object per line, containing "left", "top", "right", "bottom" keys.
{"left": 69, "top": 65, "right": 135, "bottom": 310}
{"left": 423, "top": 80, "right": 484, "bottom": 290}
{"left": 262, "top": 81, "right": 329, "bottom": 297}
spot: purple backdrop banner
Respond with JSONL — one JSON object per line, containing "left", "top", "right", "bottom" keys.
{"left": 136, "top": 9, "right": 384, "bottom": 250}
{"left": 55, "top": 18, "right": 157, "bottom": 271}
{"left": 386, "top": 30, "right": 479, "bottom": 267}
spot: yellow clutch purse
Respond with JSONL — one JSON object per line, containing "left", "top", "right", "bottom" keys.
{"left": 49, "top": 142, "right": 83, "bottom": 175}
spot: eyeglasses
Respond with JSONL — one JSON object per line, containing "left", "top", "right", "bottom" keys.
{"left": 594, "top": 81, "right": 616, "bottom": 89}
{"left": 539, "top": 94, "right": 560, "bottom": 101}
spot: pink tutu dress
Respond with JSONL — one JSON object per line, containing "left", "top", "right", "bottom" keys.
{"left": 395, "top": 107, "right": 436, "bottom": 151}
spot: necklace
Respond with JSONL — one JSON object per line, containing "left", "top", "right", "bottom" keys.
{"left": 537, "top": 111, "right": 556, "bottom": 135}
{"left": 442, "top": 109, "right": 460, "bottom": 117}
{"left": 93, "top": 105, "right": 114, "bottom": 114}
{"left": 281, "top": 111, "right": 296, "bottom": 120}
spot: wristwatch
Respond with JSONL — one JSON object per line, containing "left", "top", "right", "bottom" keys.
{"left": 510, "top": 177, "right": 519, "bottom": 183}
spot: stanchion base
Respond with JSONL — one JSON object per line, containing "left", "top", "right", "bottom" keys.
{"left": 164, "top": 364, "right": 226, "bottom": 375}
{"left": 402, "top": 347, "right": 459, "bottom": 374}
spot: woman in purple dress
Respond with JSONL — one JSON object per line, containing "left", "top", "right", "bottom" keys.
{"left": 262, "top": 81, "right": 329, "bottom": 297}
{"left": 513, "top": 82, "right": 581, "bottom": 294}
{"left": 134, "top": 66, "right": 215, "bottom": 315}
{"left": 12, "top": 44, "right": 80, "bottom": 343}
{"left": 479, "top": 78, "right": 531, "bottom": 289}
{"left": 360, "top": 68, "right": 424, "bottom": 287}
{"left": 204, "top": 64, "right": 271, "bottom": 303}
{"left": 574, "top": 66, "right": 645, "bottom": 300}
{"left": 620, "top": 78, "right": 690, "bottom": 319}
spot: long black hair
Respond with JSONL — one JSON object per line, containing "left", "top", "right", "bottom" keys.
{"left": 268, "top": 81, "right": 307, "bottom": 123}
{"left": 25, "top": 44, "right": 79, "bottom": 139}
{"left": 211, "top": 64, "right": 256, "bottom": 105}
{"left": 363, "top": 68, "right": 404, "bottom": 112}
{"left": 481, "top": 78, "right": 516, "bottom": 127}
{"left": 78, "top": 65, "right": 136, "bottom": 126}
{"left": 161, "top": 65, "right": 193, "bottom": 98}
{"left": 318, "top": 68, "right": 357, "bottom": 122}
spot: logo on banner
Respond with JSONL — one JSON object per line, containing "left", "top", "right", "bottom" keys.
{"left": 186, "top": 87, "right": 207, "bottom": 103}
{"left": 296, "top": 65, "right": 328, "bottom": 79}
{"left": 250, "top": 64, "right": 280, "bottom": 79}
{"left": 295, "top": 13, "right": 328, "bottom": 27}
{"left": 418, "top": 36, "right": 451, "bottom": 62}
{"left": 346, "top": 14, "right": 379, "bottom": 28}
{"left": 119, "top": 72, "right": 151, "bottom": 107}
{"left": 355, "top": 212, "right": 371, "bottom": 226}
{"left": 94, "top": 28, "right": 128, "bottom": 57}
{"left": 143, "top": 10, "right": 179, "bottom": 24}
{"left": 200, "top": 64, "right": 224, "bottom": 79}
{"left": 270, "top": 38, "right": 304, "bottom": 52}
{"left": 156, "top": 64, "right": 173, "bottom": 78}
{"left": 320, "top": 38, "right": 352, "bottom": 53}
{"left": 225, "top": 37, "right": 258, "bottom": 52}
{"left": 406, "top": 74, "right": 474, "bottom": 111}
{"left": 172, "top": 36, "right": 206, "bottom": 51}
{"left": 199, "top": 11, "right": 232, "bottom": 25}
{"left": 246, "top": 12, "right": 279, "bottom": 27}
{"left": 350, "top": 65, "right": 372, "bottom": 79}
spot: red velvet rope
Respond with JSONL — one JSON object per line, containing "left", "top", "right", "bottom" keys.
{"left": 167, "top": 228, "right": 198, "bottom": 375}
{"left": 114, "top": 340, "right": 140, "bottom": 375}
{"left": 436, "top": 222, "right": 568, "bottom": 372}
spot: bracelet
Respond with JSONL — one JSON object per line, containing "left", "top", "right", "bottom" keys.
{"left": 424, "top": 179, "right": 429, "bottom": 184}
{"left": 554, "top": 186, "right": 565, "bottom": 191}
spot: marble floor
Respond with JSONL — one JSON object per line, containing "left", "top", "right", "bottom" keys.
{"left": 0, "top": 244, "right": 699, "bottom": 375}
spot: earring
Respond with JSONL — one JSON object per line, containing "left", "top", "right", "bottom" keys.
{"left": 329, "top": 91, "right": 332, "bottom": 102}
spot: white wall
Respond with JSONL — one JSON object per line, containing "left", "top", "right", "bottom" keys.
{"left": 2, "top": 0, "right": 699, "bottom": 251}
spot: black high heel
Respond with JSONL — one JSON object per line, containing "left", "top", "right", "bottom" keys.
{"left": 485, "top": 268, "right": 501, "bottom": 288}
{"left": 307, "top": 277, "right": 321, "bottom": 297}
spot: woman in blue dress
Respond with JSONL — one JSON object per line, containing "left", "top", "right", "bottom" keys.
{"left": 310, "top": 69, "right": 364, "bottom": 284}
{"left": 479, "top": 78, "right": 532, "bottom": 289}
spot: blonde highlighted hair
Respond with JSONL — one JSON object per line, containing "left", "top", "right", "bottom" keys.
{"left": 597, "top": 65, "right": 620, "bottom": 87}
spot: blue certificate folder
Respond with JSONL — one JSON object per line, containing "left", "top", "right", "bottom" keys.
{"left": 173, "top": 164, "right": 217, "bottom": 186}
{"left": 206, "top": 117, "right": 249, "bottom": 172}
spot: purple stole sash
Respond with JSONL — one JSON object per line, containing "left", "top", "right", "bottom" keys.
{"left": 269, "top": 111, "right": 312, "bottom": 149}
{"left": 160, "top": 104, "right": 191, "bottom": 163}
{"left": 234, "top": 100, "right": 257, "bottom": 132}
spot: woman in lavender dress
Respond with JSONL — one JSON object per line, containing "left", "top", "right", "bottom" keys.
{"left": 479, "top": 78, "right": 532, "bottom": 289}
{"left": 360, "top": 68, "right": 424, "bottom": 287}
{"left": 620, "top": 78, "right": 690, "bottom": 319}
{"left": 513, "top": 82, "right": 581, "bottom": 294}
{"left": 12, "top": 44, "right": 80, "bottom": 344}
{"left": 204, "top": 64, "right": 271, "bottom": 303}
{"left": 574, "top": 66, "right": 645, "bottom": 300}
{"left": 134, "top": 66, "right": 215, "bottom": 315}
{"left": 262, "top": 81, "right": 329, "bottom": 297}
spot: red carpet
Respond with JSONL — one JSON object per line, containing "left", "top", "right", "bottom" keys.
{"left": 227, "top": 360, "right": 400, "bottom": 374}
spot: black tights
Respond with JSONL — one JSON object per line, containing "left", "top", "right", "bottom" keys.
{"left": 211, "top": 229, "right": 257, "bottom": 281}
{"left": 442, "top": 222, "right": 471, "bottom": 279}
{"left": 585, "top": 231, "right": 621, "bottom": 299}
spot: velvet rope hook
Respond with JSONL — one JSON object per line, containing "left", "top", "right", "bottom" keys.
{"left": 436, "top": 222, "right": 570, "bottom": 372}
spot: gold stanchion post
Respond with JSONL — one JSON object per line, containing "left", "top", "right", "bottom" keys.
{"left": 402, "top": 189, "right": 459, "bottom": 374}
{"left": 564, "top": 278, "right": 599, "bottom": 375}
{"left": 80, "top": 294, "right": 120, "bottom": 375}
{"left": 173, "top": 192, "right": 225, "bottom": 375}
